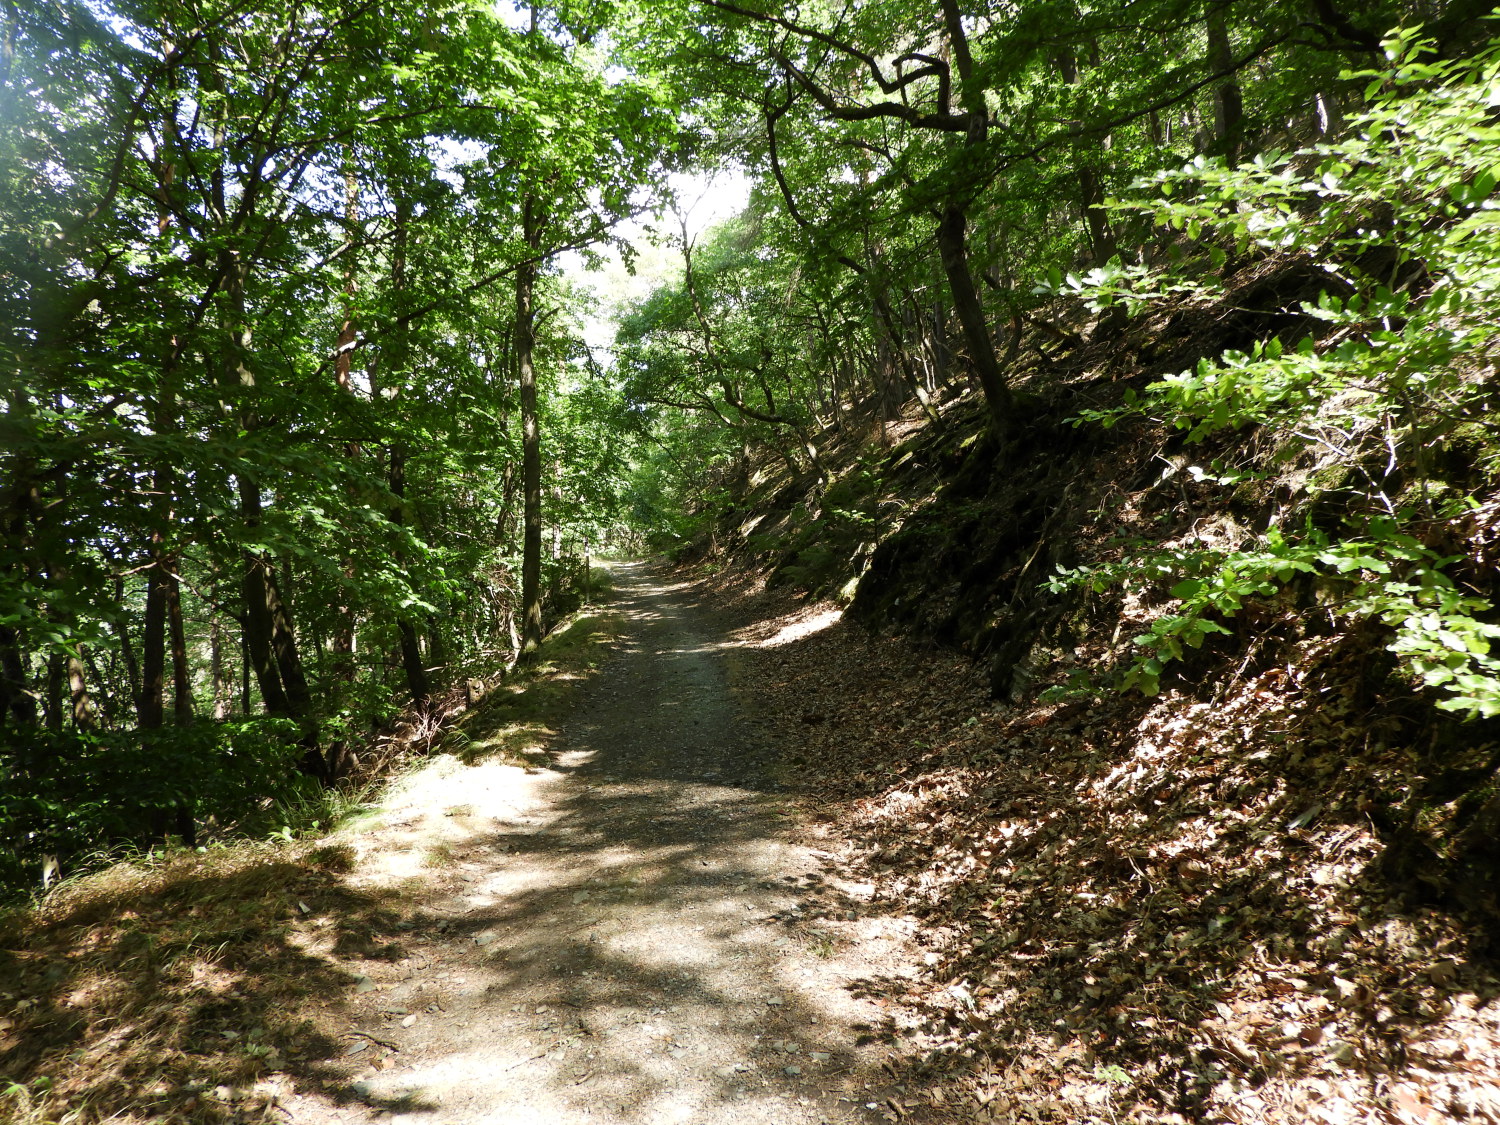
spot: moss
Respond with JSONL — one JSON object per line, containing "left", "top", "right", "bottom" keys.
{"left": 1302, "top": 462, "right": 1356, "bottom": 495}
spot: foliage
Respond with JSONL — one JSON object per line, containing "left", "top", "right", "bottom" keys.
{"left": 0, "top": 0, "right": 682, "bottom": 894}
{"left": 1052, "top": 29, "right": 1500, "bottom": 716}
{"left": 0, "top": 719, "right": 305, "bottom": 892}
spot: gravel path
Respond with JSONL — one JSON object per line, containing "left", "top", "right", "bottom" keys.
{"left": 299, "top": 564, "right": 901, "bottom": 1125}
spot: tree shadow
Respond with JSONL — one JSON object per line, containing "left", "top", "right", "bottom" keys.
{"left": 0, "top": 844, "right": 432, "bottom": 1119}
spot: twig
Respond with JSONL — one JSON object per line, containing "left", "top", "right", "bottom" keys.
{"left": 343, "top": 1031, "right": 400, "bottom": 1052}
{"left": 502, "top": 1049, "right": 550, "bottom": 1071}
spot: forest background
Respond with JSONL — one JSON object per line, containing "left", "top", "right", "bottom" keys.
{"left": 3, "top": 0, "right": 1499, "bottom": 908}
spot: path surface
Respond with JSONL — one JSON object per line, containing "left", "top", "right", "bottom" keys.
{"left": 298, "top": 564, "right": 902, "bottom": 1125}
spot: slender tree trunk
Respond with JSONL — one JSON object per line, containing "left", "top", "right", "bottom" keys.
{"left": 0, "top": 623, "right": 33, "bottom": 727}
{"left": 1207, "top": 11, "right": 1244, "bottom": 164}
{"left": 377, "top": 189, "right": 431, "bottom": 708}
{"left": 517, "top": 194, "right": 545, "bottom": 656}
{"left": 1056, "top": 44, "right": 1119, "bottom": 268}
{"left": 210, "top": 614, "right": 230, "bottom": 720}
{"left": 387, "top": 448, "right": 430, "bottom": 707}
{"left": 167, "top": 562, "right": 193, "bottom": 724}
{"left": 219, "top": 252, "right": 321, "bottom": 778}
{"left": 330, "top": 152, "right": 360, "bottom": 680}
{"left": 139, "top": 542, "right": 169, "bottom": 730}
{"left": 237, "top": 479, "right": 293, "bottom": 717}
{"left": 240, "top": 627, "right": 251, "bottom": 714}
{"left": 936, "top": 206, "right": 1013, "bottom": 431}
{"left": 265, "top": 564, "right": 311, "bottom": 715}
{"left": 43, "top": 653, "right": 63, "bottom": 730}
{"left": 113, "top": 577, "right": 143, "bottom": 715}
{"left": 67, "top": 654, "right": 97, "bottom": 730}
{"left": 0, "top": 449, "right": 38, "bottom": 727}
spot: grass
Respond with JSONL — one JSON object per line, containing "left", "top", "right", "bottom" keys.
{"left": 444, "top": 608, "right": 626, "bottom": 768}
{"left": 0, "top": 599, "right": 626, "bottom": 1124}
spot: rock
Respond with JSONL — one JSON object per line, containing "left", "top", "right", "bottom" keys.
{"left": 354, "top": 976, "right": 376, "bottom": 993}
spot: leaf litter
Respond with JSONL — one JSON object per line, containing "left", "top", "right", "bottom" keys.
{"left": 711, "top": 571, "right": 1500, "bottom": 1125}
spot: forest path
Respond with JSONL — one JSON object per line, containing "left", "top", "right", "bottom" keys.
{"left": 299, "top": 563, "right": 900, "bottom": 1125}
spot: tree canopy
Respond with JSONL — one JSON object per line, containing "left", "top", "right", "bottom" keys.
{"left": 4, "top": 0, "right": 1498, "bottom": 891}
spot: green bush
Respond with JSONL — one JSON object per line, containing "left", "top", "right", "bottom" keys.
{"left": 1052, "top": 29, "right": 1500, "bottom": 717}
{"left": 0, "top": 719, "right": 305, "bottom": 896}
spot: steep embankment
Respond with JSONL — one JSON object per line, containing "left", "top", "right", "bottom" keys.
{"left": 693, "top": 252, "right": 1500, "bottom": 1123}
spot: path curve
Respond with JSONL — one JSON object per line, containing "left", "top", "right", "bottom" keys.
{"left": 309, "top": 563, "right": 898, "bottom": 1125}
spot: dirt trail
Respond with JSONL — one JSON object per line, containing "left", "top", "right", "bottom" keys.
{"left": 296, "top": 564, "right": 903, "bottom": 1125}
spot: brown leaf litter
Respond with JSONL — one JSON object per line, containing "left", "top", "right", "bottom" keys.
{"left": 710, "top": 570, "right": 1500, "bottom": 1125}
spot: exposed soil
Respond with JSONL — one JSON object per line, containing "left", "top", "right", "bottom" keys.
{"left": 282, "top": 563, "right": 910, "bottom": 1124}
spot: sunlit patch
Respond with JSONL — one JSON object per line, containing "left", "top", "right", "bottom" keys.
{"left": 757, "top": 608, "right": 842, "bottom": 648}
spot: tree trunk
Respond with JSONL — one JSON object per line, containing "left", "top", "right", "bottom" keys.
{"left": 330, "top": 151, "right": 360, "bottom": 678}
{"left": 387, "top": 447, "right": 430, "bottom": 707}
{"left": 936, "top": 206, "right": 1012, "bottom": 431}
{"left": 139, "top": 546, "right": 168, "bottom": 731}
{"left": 1207, "top": 11, "right": 1244, "bottom": 164}
{"left": 167, "top": 560, "right": 194, "bottom": 724}
{"left": 517, "top": 194, "right": 545, "bottom": 656}
{"left": 67, "top": 653, "right": 97, "bottom": 730}
{"left": 0, "top": 623, "right": 34, "bottom": 727}
{"left": 43, "top": 653, "right": 63, "bottom": 730}
{"left": 219, "top": 251, "right": 321, "bottom": 778}
{"left": 210, "top": 614, "right": 230, "bottom": 720}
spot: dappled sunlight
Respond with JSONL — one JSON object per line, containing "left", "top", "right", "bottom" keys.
{"left": 757, "top": 609, "right": 843, "bottom": 649}
{"left": 722, "top": 574, "right": 1500, "bottom": 1124}
{"left": 0, "top": 564, "right": 899, "bottom": 1125}
{"left": 282, "top": 563, "right": 893, "bottom": 1125}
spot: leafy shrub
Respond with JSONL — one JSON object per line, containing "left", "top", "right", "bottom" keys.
{"left": 0, "top": 719, "right": 305, "bottom": 895}
{"left": 1050, "top": 29, "right": 1500, "bottom": 717}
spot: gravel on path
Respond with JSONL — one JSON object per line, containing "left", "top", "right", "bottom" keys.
{"left": 291, "top": 563, "right": 904, "bottom": 1125}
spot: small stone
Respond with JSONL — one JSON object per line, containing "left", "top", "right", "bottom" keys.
{"left": 784, "top": 1065, "right": 802, "bottom": 1076}
{"left": 354, "top": 977, "right": 376, "bottom": 993}
{"left": 474, "top": 932, "right": 497, "bottom": 947}
{"left": 401, "top": 1014, "right": 417, "bottom": 1028}
{"left": 810, "top": 1051, "right": 831, "bottom": 1062}
{"left": 766, "top": 997, "right": 785, "bottom": 1007}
